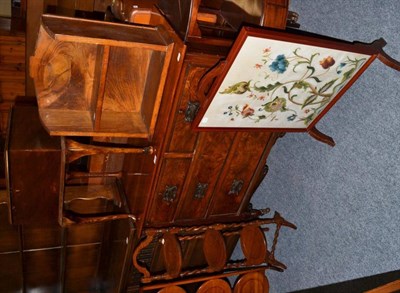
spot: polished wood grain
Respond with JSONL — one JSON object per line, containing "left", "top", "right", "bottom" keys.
{"left": 65, "top": 138, "right": 153, "bottom": 163}
{"left": 158, "top": 285, "right": 187, "bottom": 293}
{"left": 240, "top": 225, "right": 267, "bottom": 266}
{"left": 122, "top": 2, "right": 187, "bottom": 235}
{"left": 262, "top": 0, "right": 289, "bottom": 29}
{"left": 0, "top": 34, "right": 25, "bottom": 112}
{"left": 25, "top": 0, "right": 44, "bottom": 96}
{"left": 0, "top": 34, "right": 26, "bottom": 102}
{"left": 75, "top": 0, "right": 95, "bottom": 11}
{"left": 175, "top": 132, "right": 235, "bottom": 221}
{"left": 101, "top": 219, "right": 136, "bottom": 292}
{"left": 166, "top": 62, "right": 210, "bottom": 153}
{"left": 0, "top": 200, "right": 20, "bottom": 252}
{"left": 147, "top": 159, "right": 191, "bottom": 224}
{"left": 233, "top": 272, "right": 269, "bottom": 293}
{"left": 197, "top": 279, "right": 232, "bottom": 293}
{"left": 30, "top": 14, "right": 176, "bottom": 138}
{"left": 103, "top": 47, "right": 149, "bottom": 114}
{"left": 93, "top": 0, "right": 113, "bottom": 12}
{"left": 64, "top": 244, "right": 101, "bottom": 292}
{"left": 6, "top": 105, "right": 62, "bottom": 225}
{"left": 111, "top": 0, "right": 158, "bottom": 22}
{"left": 134, "top": 212, "right": 295, "bottom": 286}
{"left": 24, "top": 249, "right": 62, "bottom": 291}
{"left": 40, "top": 14, "right": 173, "bottom": 47}
{"left": 22, "top": 224, "right": 62, "bottom": 250}
{"left": 162, "top": 232, "right": 183, "bottom": 279}
{"left": 0, "top": 252, "right": 23, "bottom": 292}
{"left": 209, "top": 132, "right": 273, "bottom": 217}
{"left": 122, "top": 154, "right": 154, "bottom": 217}
{"left": 66, "top": 222, "right": 104, "bottom": 245}
{"left": 364, "top": 280, "right": 400, "bottom": 293}
{"left": 139, "top": 268, "right": 268, "bottom": 292}
{"left": 203, "top": 229, "right": 227, "bottom": 272}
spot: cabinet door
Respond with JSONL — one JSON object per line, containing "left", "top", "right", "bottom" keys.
{"left": 146, "top": 158, "right": 191, "bottom": 225}
{"left": 208, "top": 132, "right": 273, "bottom": 217}
{"left": 123, "top": 153, "right": 155, "bottom": 218}
{"left": 6, "top": 105, "right": 62, "bottom": 225}
{"left": 174, "top": 132, "right": 235, "bottom": 221}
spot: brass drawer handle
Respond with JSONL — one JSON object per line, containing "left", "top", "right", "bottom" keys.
{"left": 193, "top": 182, "right": 208, "bottom": 199}
{"left": 228, "top": 179, "right": 244, "bottom": 196}
{"left": 184, "top": 101, "right": 200, "bottom": 123}
{"left": 161, "top": 185, "right": 178, "bottom": 204}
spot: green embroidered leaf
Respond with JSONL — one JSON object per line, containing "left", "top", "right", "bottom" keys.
{"left": 300, "top": 113, "right": 316, "bottom": 125}
{"left": 293, "top": 48, "right": 302, "bottom": 57}
{"left": 307, "top": 66, "right": 315, "bottom": 75}
{"left": 310, "top": 76, "right": 322, "bottom": 83}
{"left": 283, "top": 86, "right": 289, "bottom": 93}
{"left": 219, "top": 81, "right": 251, "bottom": 94}
{"left": 254, "top": 82, "right": 282, "bottom": 92}
{"left": 267, "top": 82, "right": 283, "bottom": 91}
{"left": 309, "top": 52, "right": 320, "bottom": 63}
{"left": 302, "top": 95, "right": 317, "bottom": 109}
{"left": 293, "top": 61, "right": 309, "bottom": 72}
{"left": 318, "top": 78, "right": 338, "bottom": 94}
{"left": 253, "top": 85, "right": 269, "bottom": 92}
{"left": 294, "top": 81, "right": 310, "bottom": 90}
{"left": 341, "top": 68, "right": 356, "bottom": 82}
{"left": 304, "top": 115, "right": 314, "bottom": 125}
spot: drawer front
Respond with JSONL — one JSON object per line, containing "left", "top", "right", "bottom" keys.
{"left": 175, "top": 132, "right": 236, "bottom": 221}
{"left": 208, "top": 132, "right": 273, "bottom": 217}
{"left": 8, "top": 150, "right": 62, "bottom": 225}
{"left": 146, "top": 158, "right": 191, "bottom": 225}
{"left": 167, "top": 63, "right": 209, "bottom": 153}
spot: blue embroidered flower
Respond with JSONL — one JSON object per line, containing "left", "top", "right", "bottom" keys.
{"left": 287, "top": 114, "right": 297, "bottom": 121}
{"left": 337, "top": 62, "right": 346, "bottom": 74}
{"left": 269, "top": 54, "right": 289, "bottom": 74}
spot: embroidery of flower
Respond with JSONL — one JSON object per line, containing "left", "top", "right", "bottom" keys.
{"left": 221, "top": 47, "right": 366, "bottom": 126}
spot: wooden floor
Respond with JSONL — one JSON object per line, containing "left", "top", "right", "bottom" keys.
{"left": 0, "top": 16, "right": 26, "bottom": 138}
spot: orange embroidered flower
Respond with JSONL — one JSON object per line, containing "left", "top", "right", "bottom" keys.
{"left": 241, "top": 104, "right": 255, "bottom": 117}
{"left": 319, "top": 56, "right": 335, "bottom": 69}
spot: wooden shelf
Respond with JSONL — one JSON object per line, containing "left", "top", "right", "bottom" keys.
{"left": 30, "top": 14, "right": 175, "bottom": 138}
